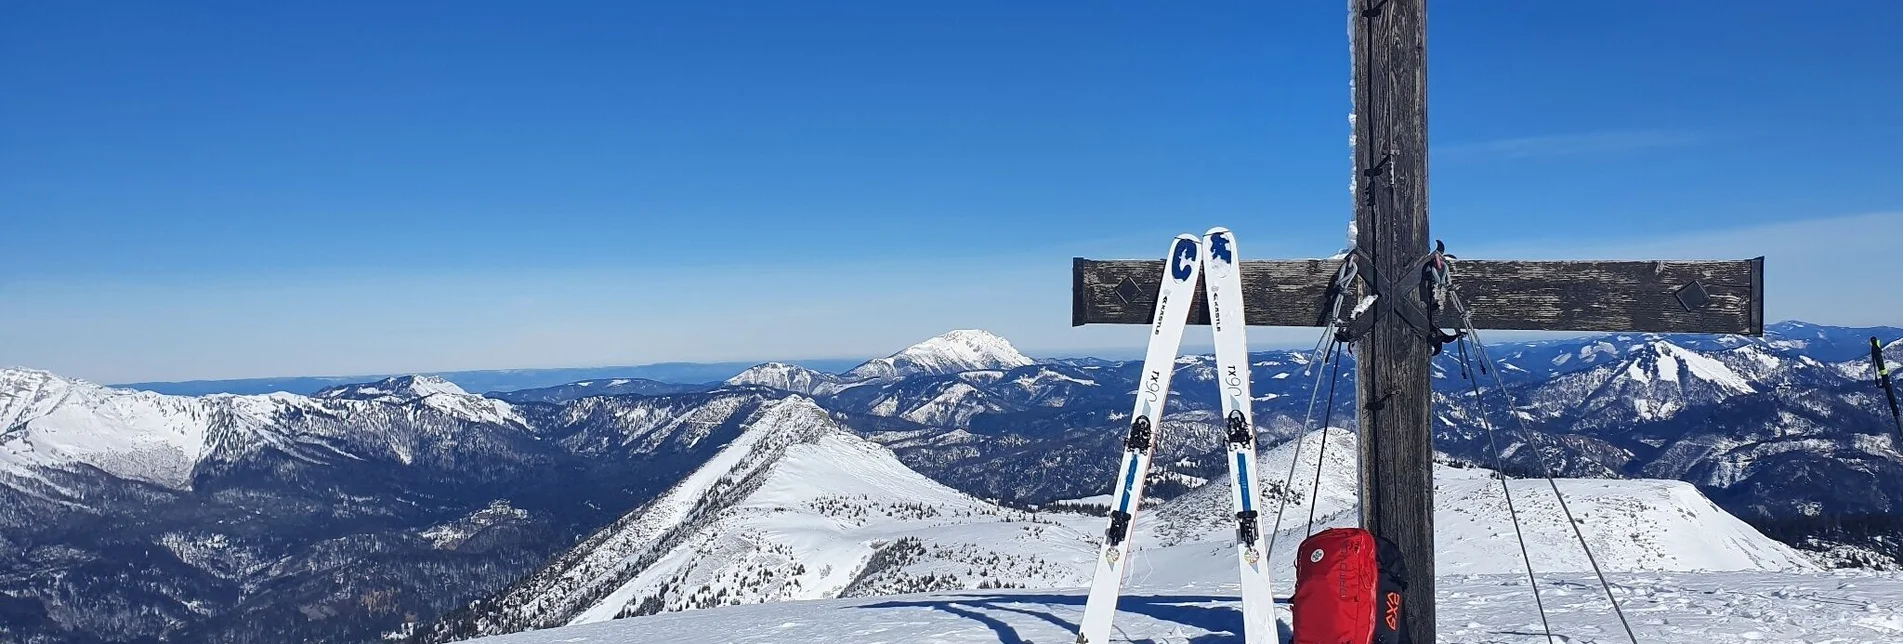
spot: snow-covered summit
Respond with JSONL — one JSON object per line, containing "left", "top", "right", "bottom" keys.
{"left": 1, "top": 367, "right": 220, "bottom": 490}
{"left": 846, "top": 330, "right": 1033, "bottom": 380}
{"left": 313, "top": 374, "right": 522, "bottom": 425}
{"left": 313, "top": 374, "right": 470, "bottom": 402}
{"left": 1156, "top": 428, "right": 1813, "bottom": 575}
{"left": 1620, "top": 339, "right": 1756, "bottom": 394}
{"left": 723, "top": 362, "right": 843, "bottom": 396}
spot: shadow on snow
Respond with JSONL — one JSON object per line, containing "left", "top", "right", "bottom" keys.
{"left": 857, "top": 593, "right": 1291, "bottom": 644}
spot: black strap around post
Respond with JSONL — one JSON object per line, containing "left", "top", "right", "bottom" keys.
{"left": 1331, "top": 241, "right": 1464, "bottom": 354}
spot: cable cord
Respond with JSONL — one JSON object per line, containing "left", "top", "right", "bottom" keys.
{"left": 1451, "top": 335, "right": 1556, "bottom": 644}
{"left": 1267, "top": 324, "right": 1342, "bottom": 562}
{"left": 1306, "top": 343, "right": 1346, "bottom": 538}
{"left": 1449, "top": 291, "right": 1641, "bottom": 644}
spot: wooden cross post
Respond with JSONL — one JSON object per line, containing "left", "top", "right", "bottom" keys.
{"left": 1069, "top": 1, "right": 1765, "bottom": 640}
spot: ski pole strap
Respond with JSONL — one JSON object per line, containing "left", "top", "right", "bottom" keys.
{"left": 1315, "top": 254, "right": 1360, "bottom": 328}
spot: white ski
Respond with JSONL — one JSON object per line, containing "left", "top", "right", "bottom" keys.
{"left": 1076, "top": 234, "right": 1203, "bottom": 644}
{"left": 1202, "top": 226, "right": 1276, "bottom": 644}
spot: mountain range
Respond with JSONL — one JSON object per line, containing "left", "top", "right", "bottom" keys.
{"left": 411, "top": 422, "right": 1818, "bottom": 643}
{"left": 114, "top": 359, "right": 869, "bottom": 397}
{"left": 2, "top": 322, "right": 1900, "bottom": 643}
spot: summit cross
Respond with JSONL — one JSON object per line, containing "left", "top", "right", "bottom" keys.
{"left": 1068, "top": 1, "right": 1766, "bottom": 640}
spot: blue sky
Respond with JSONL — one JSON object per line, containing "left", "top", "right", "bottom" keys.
{"left": 3, "top": 2, "right": 1899, "bottom": 383}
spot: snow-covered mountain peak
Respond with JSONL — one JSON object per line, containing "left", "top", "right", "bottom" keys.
{"left": 741, "top": 394, "right": 838, "bottom": 442}
{"left": 311, "top": 374, "right": 522, "bottom": 425}
{"left": 1, "top": 365, "right": 72, "bottom": 389}
{"left": 0, "top": 368, "right": 213, "bottom": 490}
{"left": 847, "top": 329, "right": 1034, "bottom": 380}
{"left": 313, "top": 374, "right": 469, "bottom": 402}
{"left": 724, "top": 362, "right": 842, "bottom": 396}
{"left": 1620, "top": 340, "right": 1756, "bottom": 394}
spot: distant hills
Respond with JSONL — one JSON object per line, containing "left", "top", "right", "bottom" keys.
{"left": 115, "top": 358, "right": 870, "bottom": 396}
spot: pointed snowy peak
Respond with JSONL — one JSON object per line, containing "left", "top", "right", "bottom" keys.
{"left": 1614, "top": 339, "right": 1755, "bottom": 394}
{"left": 846, "top": 329, "right": 1034, "bottom": 380}
{"left": 313, "top": 375, "right": 469, "bottom": 403}
{"left": 725, "top": 362, "right": 843, "bottom": 395}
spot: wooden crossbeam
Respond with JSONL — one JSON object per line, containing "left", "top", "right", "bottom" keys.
{"left": 1071, "top": 256, "right": 1765, "bottom": 335}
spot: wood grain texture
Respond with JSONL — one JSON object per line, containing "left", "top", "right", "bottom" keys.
{"left": 1072, "top": 257, "right": 1765, "bottom": 335}
{"left": 1352, "top": 0, "right": 1437, "bottom": 640}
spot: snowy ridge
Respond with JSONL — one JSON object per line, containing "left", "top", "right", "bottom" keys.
{"left": 315, "top": 375, "right": 526, "bottom": 426}
{"left": 720, "top": 330, "right": 1037, "bottom": 401}
{"left": 722, "top": 362, "right": 844, "bottom": 396}
{"left": 1530, "top": 339, "right": 1769, "bottom": 428}
{"left": 0, "top": 368, "right": 216, "bottom": 490}
{"left": 1153, "top": 429, "right": 1813, "bottom": 575}
{"left": 421, "top": 396, "right": 1096, "bottom": 641}
{"left": 493, "top": 397, "right": 840, "bottom": 630}
{"left": 314, "top": 374, "right": 472, "bottom": 401}
{"left": 0, "top": 368, "right": 530, "bottom": 492}
{"left": 845, "top": 330, "right": 1033, "bottom": 380}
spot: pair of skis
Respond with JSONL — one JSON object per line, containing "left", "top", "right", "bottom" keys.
{"left": 1076, "top": 228, "right": 1274, "bottom": 644}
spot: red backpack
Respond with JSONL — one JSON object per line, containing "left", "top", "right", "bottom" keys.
{"left": 1291, "top": 528, "right": 1410, "bottom": 644}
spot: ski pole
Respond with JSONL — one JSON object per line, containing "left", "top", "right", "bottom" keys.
{"left": 1872, "top": 337, "right": 1903, "bottom": 441}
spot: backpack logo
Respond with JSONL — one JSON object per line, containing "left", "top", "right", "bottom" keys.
{"left": 1308, "top": 548, "right": 1324, "bottom": 563}
{"left": 1384, "top": 591, "right": 1402, "bottom": 631}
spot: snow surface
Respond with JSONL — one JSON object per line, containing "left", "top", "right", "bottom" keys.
{"left": 462, "top": 570, "right": 1903, "bottom": 643}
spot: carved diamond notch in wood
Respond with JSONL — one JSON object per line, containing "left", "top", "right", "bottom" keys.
{"left": 1675, "top": 280, "right": 1712, "bottom": 311}
{"left": 1115, "top": 276, "right": 1142, "bottom": 304}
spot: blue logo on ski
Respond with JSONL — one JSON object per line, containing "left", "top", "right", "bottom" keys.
{"left": 1170, "top": 238, "right": 1198, "bottom": 281}
{"left": 1208, "top": 232, "right": 1233, "bottom": 264}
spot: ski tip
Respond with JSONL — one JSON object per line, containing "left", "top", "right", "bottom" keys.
{"left": 1174, "top": 233, "right": 1200, "bottom": 242}
{"left": 1204, "top": 226, "right": 1233, "bottom": 238}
